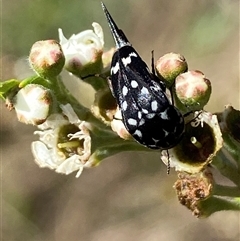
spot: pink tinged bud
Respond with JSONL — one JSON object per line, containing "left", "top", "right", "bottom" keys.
{"left": 175, "top": 70, "right": 212, "bottom": 111}
{"left": 29, "top": 40, "right": 65, "bottom": 78}
{"left": 156, "top": 53, "right": 188, "bottom": 88}
{"left": 14, "top": 84, "right": 53, "bottom": 125}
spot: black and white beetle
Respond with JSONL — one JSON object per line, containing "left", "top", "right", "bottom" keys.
{"left": 101, "top": 2, "right": 185, "bottom": 150}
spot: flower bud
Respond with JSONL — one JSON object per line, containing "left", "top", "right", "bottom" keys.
{"left": 155, "top": 53, "right": 188, "bottom": 88}
{"left": 161, "top": 111, "right": 223, "bottom": 173}
{"left": 29, "top": 40, "right": 65, "bottom": 78}
{"left": 58, "top": 22, "right": 104, "bottom": 77}
{"left": 174, "top": 70, "right": 211, "bottom": 112}
{"left": 111, "top": 108, "right": 132, "bottom": 140}
{"left": 14, "top": 84, "right": 54, "bottom": 125}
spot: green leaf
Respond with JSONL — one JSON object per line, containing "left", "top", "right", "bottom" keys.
{"left": 0, "top": 79, "right": 20, "bottom": 100}
{"left": 19, "top": 75, "right": 50, "bottom": 88}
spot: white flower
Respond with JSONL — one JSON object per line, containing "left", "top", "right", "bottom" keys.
{"left": 58, "top": 22, "right": 104, "bottom": 73}
{"left": 31, "top": 104, "right": 91, "bottom": 178}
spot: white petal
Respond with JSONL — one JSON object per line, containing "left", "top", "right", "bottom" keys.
{"left": 55, "top": 154, "right": 83, "bottom": 177}
{"left": 31, "top": 141, "right": 61, "bottom": 169}
{"left": 73, "top": 30, "right": 94, "bottom": 41}
{"left": 34, "top": 129, "right": 55, "bottom": 148}
{"left": 58, "top": 28, "right": 68, "bottom": 45}
{"left": 58, "top": 23, "right": 104, "bottom": 69}
{"left": 60, "top": 104, "right": 81, "bottom": 124}
{"left": 92, "top": 22, "right": 104, "bottom": 47}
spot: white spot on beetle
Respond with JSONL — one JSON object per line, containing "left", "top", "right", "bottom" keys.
{"left": 127, "top": 118, "right": 137, "bottom": 126}
{"left": 131, "top": 80, "right": 138, "bottom": 88}
{"left": 130, "top": 52, "right": 138, "bottom": 57}
{"left": 146, "top": 113, "right": 155, "bottom": 119}
{"left": 142, "top": 108, "right": 148, "bottom": 114}
{"left": 133, "top": 129, "right": 142, "bottom": 138}
{"left": 138, "top": 111, "right": 142, "bottom": 119}
{"left": 151, "top": 100, "right": 158, "bottom": 111}
{"left": 122, "top": 101, "right": 128, "bottom": 111}
{"left": 152, "top": 138, "right": 159, "bottom": 144}
{"left": 122, "top": 52, "right": 138, "bottom": 67}
{"left": 162, "top": 129, "right": 169, "bottom": 137}
{"left": 122, "top": 56, "right": 131, "bottom": 66}
{"left": 141, "top": 86, "right": 149, "bottom": 95}
{"left": 139, "top": 118, "right": 145, "bottom": 126}
{"left": 148, "top": 144, "right": 157, "bottom": 148}
{"left": 122, "top": 86, "right": 128, "bottom": 96}
{"left": 111, "top": 62, "right": 119, "bottom": 74}
{"left": 160, "top": 109, "right": 169, "bottom": 119}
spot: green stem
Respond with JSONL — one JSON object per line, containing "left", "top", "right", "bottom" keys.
{"left": 86, "top": 124, "right": 157, "bottom": 166}
{"left": 90, "top": 125, "right": 151, "bottom": 153}
{"left": 213, "top": 184, "right": 240, "bottom": 197}
{"left": 199, "top": 196, "right": 240, "bottom": 218}
{"left": 88, "top": 141, "right": 154, "bottom": 167}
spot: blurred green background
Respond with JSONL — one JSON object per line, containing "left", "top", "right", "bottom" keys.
{"left": 1, "top": 0, "right": 239, "bottom": 240}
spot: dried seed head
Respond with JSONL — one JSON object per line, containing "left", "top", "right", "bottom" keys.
{"left": 174, "top": 169, "right": 214, "bottom": 217}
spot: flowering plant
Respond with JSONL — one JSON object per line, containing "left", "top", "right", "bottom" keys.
{"left": 1, "top": 20, "right": 240, "bottom": 218}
